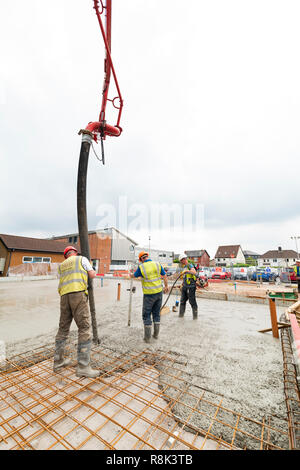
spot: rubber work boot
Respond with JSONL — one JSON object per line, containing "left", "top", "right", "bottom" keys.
{"left": 179, "top": 304, "right": 185, "bottom": 318}
{"left": 143, "top": 325, "right": 152, "bottom": 343}
{"left": 76, "top": 341, "right": 100, "bottom": 378}
{"left": 153, "top": 322, "right": 160, "bottom": 339}
{"left": 53, "top": 339, "right": 71, "bottom": 372}
{"left": 192, "top": 309, "right": 198, "bottom": 320}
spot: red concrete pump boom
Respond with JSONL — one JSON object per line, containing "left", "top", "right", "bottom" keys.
{"left": 85, "top": 0, "right": 123, "bottom": 141}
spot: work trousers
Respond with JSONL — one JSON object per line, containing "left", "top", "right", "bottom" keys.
{"left": 142, "top": 291, "right": 163, "bottom": 326}
{"left": 179, "top": 285, "right": 198, "bottom": 316}
{"left": 56, "top": 291, "right": 92, "bottom": 344}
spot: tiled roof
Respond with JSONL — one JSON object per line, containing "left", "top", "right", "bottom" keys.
{"left": 260, "top": 249, "right": 298, "bottom": 259}
{"left": 215, "top": 245, "right": 242, "bottom": 258}
{"left": 0, "top": 234, "right": 79, "bottom": 254}
{"left": 184, "top": 250, "right": 208, "bottom": 258}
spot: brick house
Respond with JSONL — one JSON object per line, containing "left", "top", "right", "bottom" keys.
{"left": 52, "top": 227, "right": 137, "bottom": 275}
{"left": 0, "top": 234, "right": 74, "bottom": 277}
{"left": 184, "top": 250, "right": 210, "bottom": 267}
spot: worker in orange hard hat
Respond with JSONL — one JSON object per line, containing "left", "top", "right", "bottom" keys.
{"left": 54, "top": 244, "right": 99, "bottom": 378}
{"left": 138, "top": 251, "right": 149, "bottom": 261}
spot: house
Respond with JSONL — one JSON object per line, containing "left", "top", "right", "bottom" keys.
{"left": 184, "top": 250, "right": 210, "bottom": 267}
{"left": 0, "top": 234, "right": 73, "bottom": 277}
{"left": 214, "top": 245, "right": 245, "bottom": 267}
{"left": 257, "top": 247, "right": 298, "bottom": 268}
{"left": 243, "top": 250, "right": 261, "bottom": 265}
{"left": 135, "top": 248, "right": 174, "bottom": 267}
{"left": 52, "top": 227, "right": 138, "bottom": 274}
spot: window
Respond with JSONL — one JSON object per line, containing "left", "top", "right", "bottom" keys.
{"left": 68, "top": 237, "right": 73, "bottom": 243}
{"left": 23, "top": 256, "right": 51, "bottom": 264}
{"left": 273, "top": 259, "right": 277, "bottom": 263}
{"left": 73, "top": 236, "right": 78, "bottom": 243}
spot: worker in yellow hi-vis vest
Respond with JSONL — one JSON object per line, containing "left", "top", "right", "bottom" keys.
{"left": 132, "top": 251, "right": 169, "bottom": 343}
{"left": 54, "top": 245, "right": 99, "bottom": 378}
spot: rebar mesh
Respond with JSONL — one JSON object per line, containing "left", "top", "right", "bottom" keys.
{"left": 0, "top": 342, "right": 291, "bottom": 450}
{"left": 280, "top": 321, "right": 300, "bottom": 449}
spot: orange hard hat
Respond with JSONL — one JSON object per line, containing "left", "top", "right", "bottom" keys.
{"left": 64, "top": 245, "right": 78, "bottom": 258}
{"left": 138, "top": 251, "right": 149, "bottom": 261}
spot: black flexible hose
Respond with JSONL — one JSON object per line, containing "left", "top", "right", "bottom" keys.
{"left": 160, "top": 272, "right": 183, "bottom": 312}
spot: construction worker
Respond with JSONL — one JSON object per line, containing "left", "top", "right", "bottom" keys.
{"left": 178, "top": 254, "right": 198, "bottom": 319}
{"left": 54, "top": 245, "right": 100, "bottom": 378}
{"left": 132, "top": 251, "right": 169, "bottom": 343}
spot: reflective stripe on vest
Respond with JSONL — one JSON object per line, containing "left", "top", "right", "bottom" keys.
{"left": 184, "top": 264, "right": 196, "bottom": 285}
{"left": 58, "top": 256, "right": 88, "bottom": 296}
{"left": 140, "top": 261, "right": 163, "bottom": 295}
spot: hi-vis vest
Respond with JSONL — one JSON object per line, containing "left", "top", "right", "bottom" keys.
{"left": 58, "top": 256, "right": 88, "bottom": 296}
{"left": 139, "top": 261, "right": 163, "bottom": 295}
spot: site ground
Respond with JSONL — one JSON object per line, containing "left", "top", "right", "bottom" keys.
{"left": 0, "top": 278, "right": 298, "bottom": 450}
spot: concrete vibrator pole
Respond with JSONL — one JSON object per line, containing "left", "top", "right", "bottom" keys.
{"left": 77, "top": 131, "right": 100, "bottom": 345}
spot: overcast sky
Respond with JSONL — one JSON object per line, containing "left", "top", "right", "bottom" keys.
{"left": 1, "top": 0, "right": 300, "bottom": 258}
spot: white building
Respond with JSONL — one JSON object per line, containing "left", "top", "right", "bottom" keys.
{"left": 257, "top": 248, "right": 298, "bottom": 268}
{"left": 214, "top": 245, "right": 245, "bottom": 266}
{"left": 135, "top": 247, "right": 174, "bottom": 267}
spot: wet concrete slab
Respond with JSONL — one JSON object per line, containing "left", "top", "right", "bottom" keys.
{"left": 0, "top": 277, "right": 290, "bottom": 449}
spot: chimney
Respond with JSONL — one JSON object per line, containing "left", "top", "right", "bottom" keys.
{"left": 278, "top": 246, "right": 282, "bottom": 251}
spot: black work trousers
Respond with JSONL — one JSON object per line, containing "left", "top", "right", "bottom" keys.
{"left": 179, "top": 285, "right": 198, "bottom": 317}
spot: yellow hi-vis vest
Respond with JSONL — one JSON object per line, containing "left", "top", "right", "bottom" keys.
{"left": 139, "top": 261, "right": 163, "bottom": 295}
{"left": 58, "top": 255, "right": 88, "bottom": 296}
{"left": 183, "top": 264, "right": 197, "bottom": 286}
{"left": 184, "top": 264, "right": 197, "bottom": 285}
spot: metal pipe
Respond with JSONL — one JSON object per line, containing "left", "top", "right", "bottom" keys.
{"left": 77, "top": 132, "right": 100, "bottom": 344}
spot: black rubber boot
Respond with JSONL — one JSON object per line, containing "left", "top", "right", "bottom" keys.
{"left": 144, "top": 325, "right": 152, "bottom": 343}
{"left": 192, "top": 309, "right": 198, "bottom": 320}
{"left": 76, "top": 341, "right": 100, "bottom": 378}
{"left": 179, "top": 304, "right": 185, "bottom": 317}
{"left": 153, "top": 322, "right": 160, "bottom": 339}
{"left": 53, "top": 339, "right": 71, "bottom": 372}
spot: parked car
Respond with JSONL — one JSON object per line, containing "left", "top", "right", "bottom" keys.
{"left": 233, "top": 268, "right": 248, "bottom": 281}
{"left": 197, "top": 268, "right": 210, "bottom": 280}
{"left": 251, "top": 270, "right": 277, "bottom": 282}
{"left": 202, "top": 267, "right": 213, "bottom": 279}
{"left": 211, "top": 271, "right": 231, "bottom": 280}
{"left": 279, "top": 268, "right": 297, "bottom": 283}
{"left": 165, "top": 267, "right": 177, "bottom": 277}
